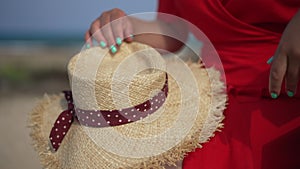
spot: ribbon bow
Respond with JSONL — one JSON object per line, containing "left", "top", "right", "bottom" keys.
{"left": 49, "top": 75, "right": 168, "bottom": 152}
{"left": 49, "top": 91, "right": 74, "bottom": 151}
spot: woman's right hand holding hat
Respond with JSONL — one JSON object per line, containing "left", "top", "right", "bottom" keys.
{"left": 85, "top": 8, "right": 188, "bottom": 54}
{"left": 85, "top": 8, "right": 134, "bottom": 54}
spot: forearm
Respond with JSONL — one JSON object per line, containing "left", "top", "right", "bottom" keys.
{"left": 129, "top": 17, "right": 188, "bottom": 53}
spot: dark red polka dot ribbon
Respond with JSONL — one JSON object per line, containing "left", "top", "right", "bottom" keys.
{"left": 49, "top": 74, "right": 168, "bottom": 151}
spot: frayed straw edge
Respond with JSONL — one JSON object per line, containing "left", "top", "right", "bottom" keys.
{"left": 27, "top": 94, "right": 199, "bottom": 169}
{"left": 28, "top": 94, "right": 60, "bottom": 169}
{"left": 127, "top": 64, "right": 228, "bottom": 169}
{"left": 198, "top": 65, "right": 227, "bottom": 144}
{"left": 128, "top": 131, "right": 203, "bottom": 169}
{"left": 27, "top": 64, "right": 227, "bottom": 169}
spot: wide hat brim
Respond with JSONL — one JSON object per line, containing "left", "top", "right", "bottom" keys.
{"left": 28, "top": 44, "right": 227, "bottom": 169}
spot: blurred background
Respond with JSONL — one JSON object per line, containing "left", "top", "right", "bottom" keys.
{"left": 0, "top": 0, "right": 203, "bottom": 168}
{"left": 0, "top": 1, "right": 158, "bottom": 168}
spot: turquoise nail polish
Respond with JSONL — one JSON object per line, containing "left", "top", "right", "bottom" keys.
{"left": 86, "top": 44, "right": 90, "bottom": 49}
{"left": 287, "top": 91, "right": 294, "bottom": 97}
{"left": 267, "top": 56, "right": 274, "bottom": 64}
{"left": 271, "top": 92, "right": 278, "bottom": 99}
{"left": 110, "top": 45, "right": 117, "bottom": 54}
{"left": 100, "top": 41, "right": 106, "bottom": 48}
{"left": 116, "top": 37, "right": 122, "bottom": 45}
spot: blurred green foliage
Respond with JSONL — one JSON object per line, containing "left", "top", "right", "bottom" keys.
{"left": 0, "top": 65, "right": 31, "bottom": 83}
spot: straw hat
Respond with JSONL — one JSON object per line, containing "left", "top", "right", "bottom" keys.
{"left": 29, "top": 42, "right": 227, "bottom": 169}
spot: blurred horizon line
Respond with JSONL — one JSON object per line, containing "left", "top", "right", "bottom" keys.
{"left": 0, "top": 32, "right": 84, "bottom": 46}
{"left": 0, "top": 31, "right": 83, "bottom": 40}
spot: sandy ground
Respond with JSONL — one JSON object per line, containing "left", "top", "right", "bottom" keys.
{"left": 0, "top": 94, "right": 42, "bottom": 169}
{"left": 0, "top": 44, "right": 76, "bottom": 169}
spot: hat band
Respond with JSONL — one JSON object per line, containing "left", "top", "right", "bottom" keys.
{"left": 49, "top": 74, "right": 168, "bottom": 151}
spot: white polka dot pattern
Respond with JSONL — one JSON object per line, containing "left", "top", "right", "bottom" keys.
{"left": 49, "top": 75, "right": 168, "bottom": 152}
{"left": 76, "top": 74, "right": 168, "bottom": 127}
{"left": 49, "top": 91, "right": 74, "bottom": 151}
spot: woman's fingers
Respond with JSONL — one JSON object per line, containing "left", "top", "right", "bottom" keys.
{"left": 85, "top": 8, "right": 132, "bottom": 54}
{"left": 269, "top": 11, "right": 300, "bottom": 98}
{"left": 285, "top": 53, "right": 300, "bottom": 96}
{"left": 110, "top": 9, "right": 125, "bottom": 46}
{"left": 123, "top": 16, "right": 134, "bottom": 42}
{"left": 269, "top": 52, "right": 287, "bottom": 98}
{"left": 84, "top": 30, "right": 92, "bottom": 48}
{"left": 285, "top": 65, "right": 299, "bottom": 97}
{"left": 90, "top": 19, "right": 107, "bottom": 48}
{"left": 100, "top": 12, "right": 119, "bottom": 53}
{"left": 269, "top": 45, "right": 300, "bottom": 98}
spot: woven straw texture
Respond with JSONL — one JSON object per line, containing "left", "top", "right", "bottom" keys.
{"left": 29, "top": 42, "right": 227, "bottom": 169}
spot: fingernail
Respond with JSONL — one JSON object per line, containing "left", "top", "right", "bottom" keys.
{"left": 129, "top": 34, "right": 134, "bottom": 39}
{"left": 116, "top": 37, "right": 122, "bottom": 45}
{"left": 99, "top": 41, "right": 106, "bottom": 48}
{"left": 267, "top": 56, "right": 274, "bottom": 64}
{"left": 86, "top": 44, "right": 90, "bottom": 49}
{"left": 271, "top": 92, "right": 278, "bottom": 99}
{"left": 110, "top": 45, "right": 117, "bottom": 54}
{"left": 287, "top": 91, "right": 294, "bottom": 97}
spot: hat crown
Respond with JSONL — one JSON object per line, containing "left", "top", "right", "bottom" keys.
{"left": 29, "top": 42, "right": 227, "bottom": 169}
{"left": 68, "top": 43, "right": 166, "bottom": 110}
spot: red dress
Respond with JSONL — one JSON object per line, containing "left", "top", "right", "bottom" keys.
{"left": 158, "top": 0, "right": 300, "bottom": 169}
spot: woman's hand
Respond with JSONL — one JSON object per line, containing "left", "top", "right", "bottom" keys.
{"left": 86, "top": 8, "right": 188, "bottom": 54}
{"left": 85, "top": 8, "right": 133, "bottom": 53}
{"left": 269, "top": 10, "right": 300, "bottom": 98}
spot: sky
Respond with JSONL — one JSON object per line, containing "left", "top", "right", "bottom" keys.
{"left": 0, "top": 0, "right": 157, "bottom": 38}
